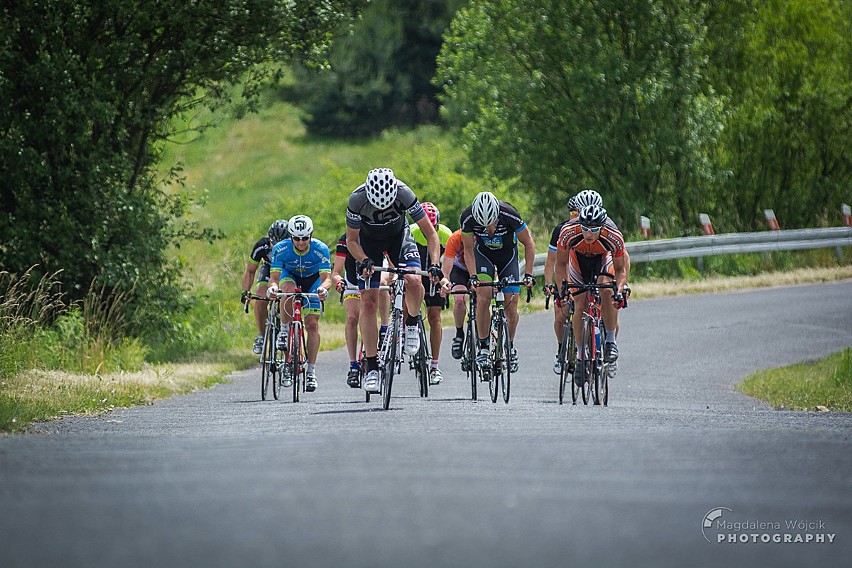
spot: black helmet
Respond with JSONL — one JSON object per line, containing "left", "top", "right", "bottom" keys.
{"left": 578, "top": 204, "right": 607, "bottom": 228}
{"left": 268, "top": 219, "right": 289, "bottom": 242}
{"left": 567, "top": 195, "right": 580, "bottom": 213}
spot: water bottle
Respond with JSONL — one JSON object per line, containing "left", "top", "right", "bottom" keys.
{"left": 594, "top": 326, "right": 601, "bottom": 355}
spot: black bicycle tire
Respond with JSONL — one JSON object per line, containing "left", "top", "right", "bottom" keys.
{"left": 558, "top": 323, "right": 572, "bottom": 405}
{"left": 416, "top": 320, "right": 429, "bottom": 398}
{"left": 499, "top": 316, "right": 511, "bottom": 403}
{"left": 261, "top": 323, "right": 275, "bottom": 401}
{"left": 488, "top": 315, "right": 499, "bottom": 404}
{"left": 291, "top": 323, "right": 301, "bottom": 402}
{"left": 581, "top": 318, "right": 594, "bottom": 405}
{"left": 466, "top": 322, "right": 477, "bottom": 401}
{"left": 382, "top": 313, "right": 400, "bottom": 410}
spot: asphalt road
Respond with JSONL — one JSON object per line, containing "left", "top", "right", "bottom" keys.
{"left": 1, "top": 281, "right": 851, "bottom": 568}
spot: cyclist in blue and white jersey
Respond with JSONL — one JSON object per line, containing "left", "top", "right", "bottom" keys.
{"left": 267, "top": 215, "right": 332, "bottom": 392}
{"left": 460, "top": 192, "right": 536, "bottom": 375}
{"left": 346, "top": 168, "right": 443, "bottom": 394}
{"left": 241, "top": 219, "right": 288, "bottom": 354}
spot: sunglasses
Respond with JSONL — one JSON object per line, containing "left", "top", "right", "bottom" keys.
{"left": 292, "top": 236, "right": 311, "bottom": 242}
{"left": 580, "top": 225, "right": 601, "bottom": 233}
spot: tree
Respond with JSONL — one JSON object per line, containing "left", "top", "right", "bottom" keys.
{"left": 0, "top": 0, "right": 355, "bottom": 333}
{"left": 291, "top": 0, "right": 464, "bottom": 136}
{"left": 707, "top": 0, "right": 851, "bottom": 230}
{"left": 435, "top": 0, "right": 726, "bottom": 233}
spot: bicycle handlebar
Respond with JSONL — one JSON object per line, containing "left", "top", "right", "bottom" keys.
{"left": 473, "top": 279, "right": 533, "bottom": 303}
{"left": 374, "top": 266, "right": 430, "bottom": 277}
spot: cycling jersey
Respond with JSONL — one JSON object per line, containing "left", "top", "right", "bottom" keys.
{"left": 346, "top": 180, "right": 426, "bottom": 239}
{"left": 335, "top": 233, "right": 358, "bottom": 288}
{"left": 270, "top": 238, "right": 331, "bottom": 280}
{"left": 556, "top": 219, "right": 626, "bottom": 258}
{"left": 444, "top": 229, "right": 467, "bottom": 271}
{"left": 459, "top": 200, "right": 526, "bottom": 259}
{"left": 548, "top": 220, "right": 572, "bottom": 253}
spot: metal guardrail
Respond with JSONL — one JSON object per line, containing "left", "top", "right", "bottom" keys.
{"left": 529, "top": 227, "right": 852, "bottom": 277}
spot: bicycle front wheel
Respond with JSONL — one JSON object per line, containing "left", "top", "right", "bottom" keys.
{"left": 465, "top": 324, "right": 477, "bottom": 401}
{"left": 580, "top": 319, "right": 595, "bottom": 405}
{"left": 415, "top": 321, "right": 429, "bottom": 398}
{"left": 498, "top": 317, "right": 511, "bottom": 404}
{"left": 382, "top": 316, "right": 400, "bottom": 410}
{"left": 291, "top": 323, "right": 303, "bottom": 402}
{"left": 488, "top": 316, "right": 500, "bottom": 404}
{"left": 261, "top": 324, "right": 276, "bottom": 401}
{"left": 558, "top": 323, "right": 573, "bottom": 405}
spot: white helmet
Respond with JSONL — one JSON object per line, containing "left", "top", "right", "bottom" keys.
{"left": 575, "top": 189, "right": 603, "bottom": 210}
{"left": 471, "top": 192, "right": 500, "bottom": 226}
{"left": 287, "top": 214, "right": 313, "bottom": 238}
{"left": 365, "top": 168, "right": 398, "bottom": 210}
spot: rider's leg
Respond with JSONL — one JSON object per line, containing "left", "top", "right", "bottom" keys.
{"left": 255, "top": 282, "right": 269, "bottom": 336}
{"left": 427, "top": 304, "right": 442, "bottom": 360}
{"left": 344, "top": 295, "right": 360, "bottom": 362}
{"left": 359, "top": 288, "right": 380, "bottom": 358}
{"left": 403, "top": 274, "right": 424, "bottom": 319}
{"left": 305, "top": 313, "right": 320, "bottom": 364}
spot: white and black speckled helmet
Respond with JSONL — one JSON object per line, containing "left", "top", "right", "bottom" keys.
{"left": 365, "top": 168, "right": 398, "bottom": 210}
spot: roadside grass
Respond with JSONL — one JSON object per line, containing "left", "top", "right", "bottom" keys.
{"left": 0, "top": 351, "right": 254, "bottom": 433}
{"left": 737, "top": 348, "right": 852, "bottom": 412}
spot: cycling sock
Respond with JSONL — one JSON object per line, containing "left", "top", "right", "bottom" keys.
{"left": 307, "top": 363, "right": 316, "bottom": 375}
{"left": 350, "top": 360, "right": 359, "bottom": 370}
{"left": 455, "top": 327, "right": 464, "bottom": 338}
{"left": 405, "top": 314, "right": 419, "bottom": 326}
{"left": 367, "top": 356, "right": 379, "bottom": 372}
{"left": 605, "top": 328, "right": 616, "bottom": 342}
{"left": 430, "top": 359, "right": 439, "bottom": 369}
{"left": 379, "top": 324, "right": 388, "bottom": 335}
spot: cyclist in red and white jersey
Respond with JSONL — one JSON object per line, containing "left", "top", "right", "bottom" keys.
{"left": 555, "top": 204, "right": 630, "bottom": 387}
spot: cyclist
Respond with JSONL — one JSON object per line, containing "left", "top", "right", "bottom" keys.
{"left": 241, "top": 219, "right": 288, "bottom": 354}
{"left": 346, "top": 167, "right": 443, "bottom": 394}
{"left": 543, "top": 189, "right": 603, "bottom": 374}
{"left": 331, "top": 233, "right": 390, "bottom": 388}
{"left": 460, "top": 191, "right": 536, "bottom": 376}
{"left": 409, "top": 202, "right": 453, "bottom": 385}
{"left": 267, "top": 214, "right": 332, "bottom": 392}
{"left": 441, "top": 228, "right": 470, "bottom": 360}
{"left": 554, "top": 204, "right": 631, "bottom": 388}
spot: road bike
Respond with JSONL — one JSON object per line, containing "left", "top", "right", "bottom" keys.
{"left": 274, "top": 288, "right": 324, "bottom": 402}
{"left": 370, "top": 266, "right": 430, "bottom": 410}
{"left": 407, "top": 310, "right": 432, "bottom": 398}
{"left": 546, "top": 286, "right": 576, "bottom": 405}
{"left": 565, "top": 277, "right": 626, "bottom": 406}
{"left": 450, "top": 288, "right": 478, "bottom": 400}
{"left": 245, "top": 294, "right": 283, "bottom": 401}
{"left": 474, "top": 278, "right": 532, "bottom": 404}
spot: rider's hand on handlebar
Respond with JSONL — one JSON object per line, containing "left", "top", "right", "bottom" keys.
{"left": 334, "top": 278, "right": 346, "bottom": 293}
{"left": 240, "top": 290, "right": 251, "bottom": 304}
{"left": 317, "top": 287, "right": 329, "bottom": 301}
{"left": 266, "top": 284, "right": 279, "bottom": 299}
{"left": 523, "top": 273, "right": 535, "bottom": 288}
{"left": 468, "top": 275, "right": 479, "bottom": 288}
{"left": 542, "top": 284, "right": 556, "bottom": 297}
{"left": 356, "top": 258, "right": 374, "bottom": 280}
{"left": 427, "top": 264, "right": 443, "bottom": 283}
{"left": 612, "top": 292, "right": 625, "bottom": 309}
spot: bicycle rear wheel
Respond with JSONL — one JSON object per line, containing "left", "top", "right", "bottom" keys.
{"left": 488, "top": 315, "right": 500, "bottom": 403}
{"left": 580, "top": 318, "right": 594, "bottom": 405}
{"left": 261, "top": 324, "right": 276, "bottom": 401}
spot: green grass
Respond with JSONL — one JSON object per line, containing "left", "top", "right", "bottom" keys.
{"left": 738, "top": 349, "right": 852, "bottom": 412}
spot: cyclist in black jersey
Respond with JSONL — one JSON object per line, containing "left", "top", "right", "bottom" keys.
{"left": 460, "top": 191, "right": 536, "bottom": 374}
{"left": 346, "top": 168, "right": 443, "bottom": 394}
{"left": 240, "top": 219, "right": 288, "bottom": 354}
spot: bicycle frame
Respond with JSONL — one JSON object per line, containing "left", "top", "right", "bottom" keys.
{"left": 548, "top": 290, "right": 576, "bottom": 405}
{"left": 474, "top": 279, "right": 531, "bottom": 404}
{"left": 247, "top": 294, "right": 283, "bottom": 401}
{"left": 565, "top": 278, "right": 617, "bottom": 406}
{"left": 277, "top": 289, "right": 323, "bottom": 402}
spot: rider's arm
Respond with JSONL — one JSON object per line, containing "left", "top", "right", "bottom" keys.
{"left": 543, "top": 250, "right": 556, "bottom": 288}
{"left": 415, "top": 215, "right": 442, "bottom": 267}
{"left": 346, "top": 226, "right": 367, "bottom": 263}
{"left": 613, "top": 250, "right": 630, "bottom": 295}
{"left": 462, "top": 233, "right": 477, "bottom": 278}
{"left": 516, "top": 226, "right": 536, "bottom": 277}
{"left": 241, "top": 261, "right": 258, "bottom": 292}
{"left": 331, "top": 254, "right": 346, "bottom": 290}
{"left": 554, "top": 247, "right": 569, "bottom": 289}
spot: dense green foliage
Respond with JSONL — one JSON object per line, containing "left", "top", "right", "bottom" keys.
{"left": 435, "top": 0, "right": 851, "bottom": 233}
{"left": 289, "top": 0, "right": 463, "bottom": 136}
{"left": 0, "top": 0, "right": 357, "bottom": 336}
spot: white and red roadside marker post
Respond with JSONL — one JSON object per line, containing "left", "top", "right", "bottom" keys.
{"left": 764, "top": 209, "right": 781, "bottom": 231}
{"left": 640, "top": 215, "right": 651, "bottom": 239}
{"left": 843, "top": 204, "right": 851, "bottom": 227}
{"left": 699, "top": 213, "right": 714, "bottom": 236}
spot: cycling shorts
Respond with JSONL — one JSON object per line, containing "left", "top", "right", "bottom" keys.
{"left": 568, "top": 250, "right": 614, "bottom": 290}
{"left": 358, "top": 228, "right": 421, "bottom": 290}
{"left": 472, "top": 243, "right": 520, "bottom": 294}
{"left": 280, "top": 272, "right": 324, "bottom": 314}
